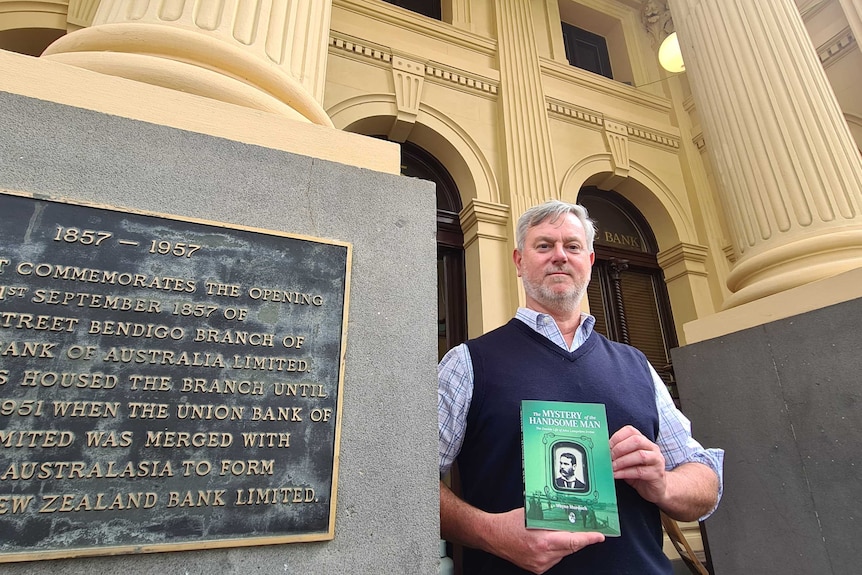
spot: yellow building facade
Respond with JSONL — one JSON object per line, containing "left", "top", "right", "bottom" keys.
{"left": 3, "top": 0, "right": 862, "bottom": 570}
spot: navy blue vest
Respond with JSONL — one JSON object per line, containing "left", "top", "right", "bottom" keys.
{"left": 458, "top": 319, "right": 672, "bottom": 575}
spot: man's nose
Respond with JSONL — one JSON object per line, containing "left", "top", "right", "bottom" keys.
{"left": 551, "top": 243, "right": 567, "bottom": 261}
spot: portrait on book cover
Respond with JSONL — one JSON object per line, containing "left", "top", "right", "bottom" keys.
{"left": 551, "top": 440, "right": 590, "bottom": 494}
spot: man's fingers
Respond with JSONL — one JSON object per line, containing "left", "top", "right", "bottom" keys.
{"left": 546, "top": 531, "right": 605, "bottom": 553}
{"left": 612, "top": 449, "right": 663, "bottom": 471}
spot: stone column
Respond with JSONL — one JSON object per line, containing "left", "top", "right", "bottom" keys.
{"left": 67, "top": 0, "right": 100, "bottom": 31}
{"left": 668, "top": 0, "right": 862, "bottom": 308}
{"left": 494, "top": 0, "right": 557, "bottom": 218}
{"left": 41, "top": 0, "right": 333, "bottom": 126}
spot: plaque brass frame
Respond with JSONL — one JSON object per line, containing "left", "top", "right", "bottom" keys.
{"left": 0, "top": 189, "right": 351, "bottom": 562}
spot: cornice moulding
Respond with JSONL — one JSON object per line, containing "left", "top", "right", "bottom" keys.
{"left": 333, "top": 0, "right": 496, "bottom": 58}
{"left": 818, "top": 27, "right": 856, "bottom": 68}
{"left": 540, "top": 57, "right": 673, "bottom": 115}
{"left": 329, "top": 32, "right": 392, "bottom": 67}
{"left": 546, "top": 98, "right": 604, "bottom": 129}
{"left": 797, "top": 0, "right": 831, "bottom": 20}
{"left": 424, "top": 62, "right": 499, "bottom": 97}
{"left": 547, "top": 98, "right": 680, "bottom": 151}
{"left": 627, "top": 123, "right": 680, "bottom": 150}
{"left": 329, "top": 32, "right": 499, "bottom": 98}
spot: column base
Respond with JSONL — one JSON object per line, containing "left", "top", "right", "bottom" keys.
{"left": 724, "top": 229, "right": 862, "bottom": 308}
{"left": 0, "top": 50, "right": 397, "bottom": 174}
{"left": 42, "top": 23, "right": 333, "bottom": 126}
{"left": 684, "top": 266, "right": 862, "bottom": 343}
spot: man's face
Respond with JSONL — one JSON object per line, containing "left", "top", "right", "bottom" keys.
{"left": 514, "top": 213, "right": 595, "bottom": 314}
{"left": 559, "top": 455, "right": 576, "bottom": 479}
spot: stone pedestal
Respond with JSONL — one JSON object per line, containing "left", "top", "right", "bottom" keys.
{"left": 673, "top": 296, "right": 862, "bottom": 574}
{"left": 0, "top": 82, "right": 438, "bottom": 573}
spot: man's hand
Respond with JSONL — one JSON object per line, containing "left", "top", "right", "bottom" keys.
{"left": 440, "top": 482, "right": 604, "bottom": 574}
{"left": 609, "top": 426, "right": 720, "bottom": 522}
{"left": 488, "top": 507, "right": 605, "bottom": 574}
{"left": 609, "top": 425, "right": 667, "bottom": 505}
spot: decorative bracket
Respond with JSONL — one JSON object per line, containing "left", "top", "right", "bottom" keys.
{"left": 599, "top": 120, "right": 630, "bottom": 190}
{"left": 389, "top": 55, "right": 426, "bottom": 143}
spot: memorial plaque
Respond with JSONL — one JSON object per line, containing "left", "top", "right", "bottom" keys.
{"left": 0, "top": 190, "right": 350, "bottom": 562}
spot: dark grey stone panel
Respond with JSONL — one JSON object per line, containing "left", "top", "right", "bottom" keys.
{"left": 673, "top": 297, "right": 862, "bottom": 575}
{"left": 0, "top": 90, "right": 440, "bottom": 574}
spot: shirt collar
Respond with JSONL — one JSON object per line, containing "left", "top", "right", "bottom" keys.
{"left": 515, "top": 307, "right": 596, "bottom": 351}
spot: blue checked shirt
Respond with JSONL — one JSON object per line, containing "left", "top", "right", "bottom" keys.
{"left": 438, "top": 308, "right": 724, "bottom": 519}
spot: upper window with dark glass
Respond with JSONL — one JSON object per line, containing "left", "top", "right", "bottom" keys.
{"left": 561, "top": 22, "right": 613, "bottom": 79}
{"left": 381, "top": 0, "right": 441, "bottom": 20}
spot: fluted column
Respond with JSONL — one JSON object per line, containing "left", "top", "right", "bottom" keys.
{"left": 41, "top": 0, "right": 333, "bottom": 126}
{"left": 494, "top": 0, "right": 557, "bottom": 218}
{"left": 668, "top": 0, "right": 862, "bottom": 308}
{"left": 67, "top": 0, "right": 100, "bottom": 31}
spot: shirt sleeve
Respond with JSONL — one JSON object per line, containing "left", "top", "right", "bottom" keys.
{"left": 438, "top": 343, "right": 474, "bottom": 476}
{"left": 651, "top": 364, "right": 725, "bottom": 519}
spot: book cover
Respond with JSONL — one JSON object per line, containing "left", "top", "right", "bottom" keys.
{"left": 521, "top": 400, "right": 620, "bottom": 536}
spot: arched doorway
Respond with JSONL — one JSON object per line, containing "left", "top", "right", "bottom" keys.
{"left": 579, "top": 188, "right": 680, "bottom": 402}
{"left": 399, "top": 142, "right": 467, "bottom": 358}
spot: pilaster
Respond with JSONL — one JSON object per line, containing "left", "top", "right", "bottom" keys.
{"left": 460, "top": 199, "right": 513, "bottom": 336}
{"left": 656, "top": 242, "right": 714, "bottom": 342}
{"left": 494, "top": 0, "right": 557, "bottom": 219}
{"left": 445, "top": 0, "right": 473, "bottom": 32}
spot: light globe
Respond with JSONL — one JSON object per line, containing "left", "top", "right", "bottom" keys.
{"left": 659, "top": 32, "right": 685, "bottom": 73}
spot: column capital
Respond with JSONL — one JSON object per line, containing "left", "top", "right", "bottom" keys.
{"left": 460, "top": 200, "right": 510, "bottom": 248}
{"left": 657, "top": 242, "right": 709, "bottom": 283}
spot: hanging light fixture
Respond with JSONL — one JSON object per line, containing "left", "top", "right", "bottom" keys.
{"left": 658, "top": 32, "right": 685, "bottom": 73}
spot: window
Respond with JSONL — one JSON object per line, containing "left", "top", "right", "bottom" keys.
{"left": 561, "top": 22, "right": 613, "bottom": 79}
{"left": 381, "top": 0, "right": 441, "bottom": 20}
{"left": 399, "top": 142, "right": 467, "bottom": 358}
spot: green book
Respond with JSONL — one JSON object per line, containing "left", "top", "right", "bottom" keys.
{"left": 521, "top": 400, "right": 620, "bottom": 536}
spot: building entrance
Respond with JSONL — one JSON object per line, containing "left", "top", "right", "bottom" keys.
{"left": 579, "top": 188, "right": 680, "bottom": 401}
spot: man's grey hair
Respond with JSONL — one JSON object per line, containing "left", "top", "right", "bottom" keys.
{"left": 515, "top": 200, "right": 597, "bottom": 252}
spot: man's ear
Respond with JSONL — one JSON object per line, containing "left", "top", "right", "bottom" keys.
{"left": 513, "top": 249, "right": 523, "bottom": 277}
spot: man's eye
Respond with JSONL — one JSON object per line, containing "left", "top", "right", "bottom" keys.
{"left": 567, "top": 245, "right": 581, "bottom": 252}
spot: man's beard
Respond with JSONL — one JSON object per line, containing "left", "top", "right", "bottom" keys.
{"left": 523, "top": 268, "right": 588, "bottom": 313}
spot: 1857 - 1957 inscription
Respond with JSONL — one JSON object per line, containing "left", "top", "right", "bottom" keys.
{"left": 0, "top": 190, "right": 351, "bottom": 562}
